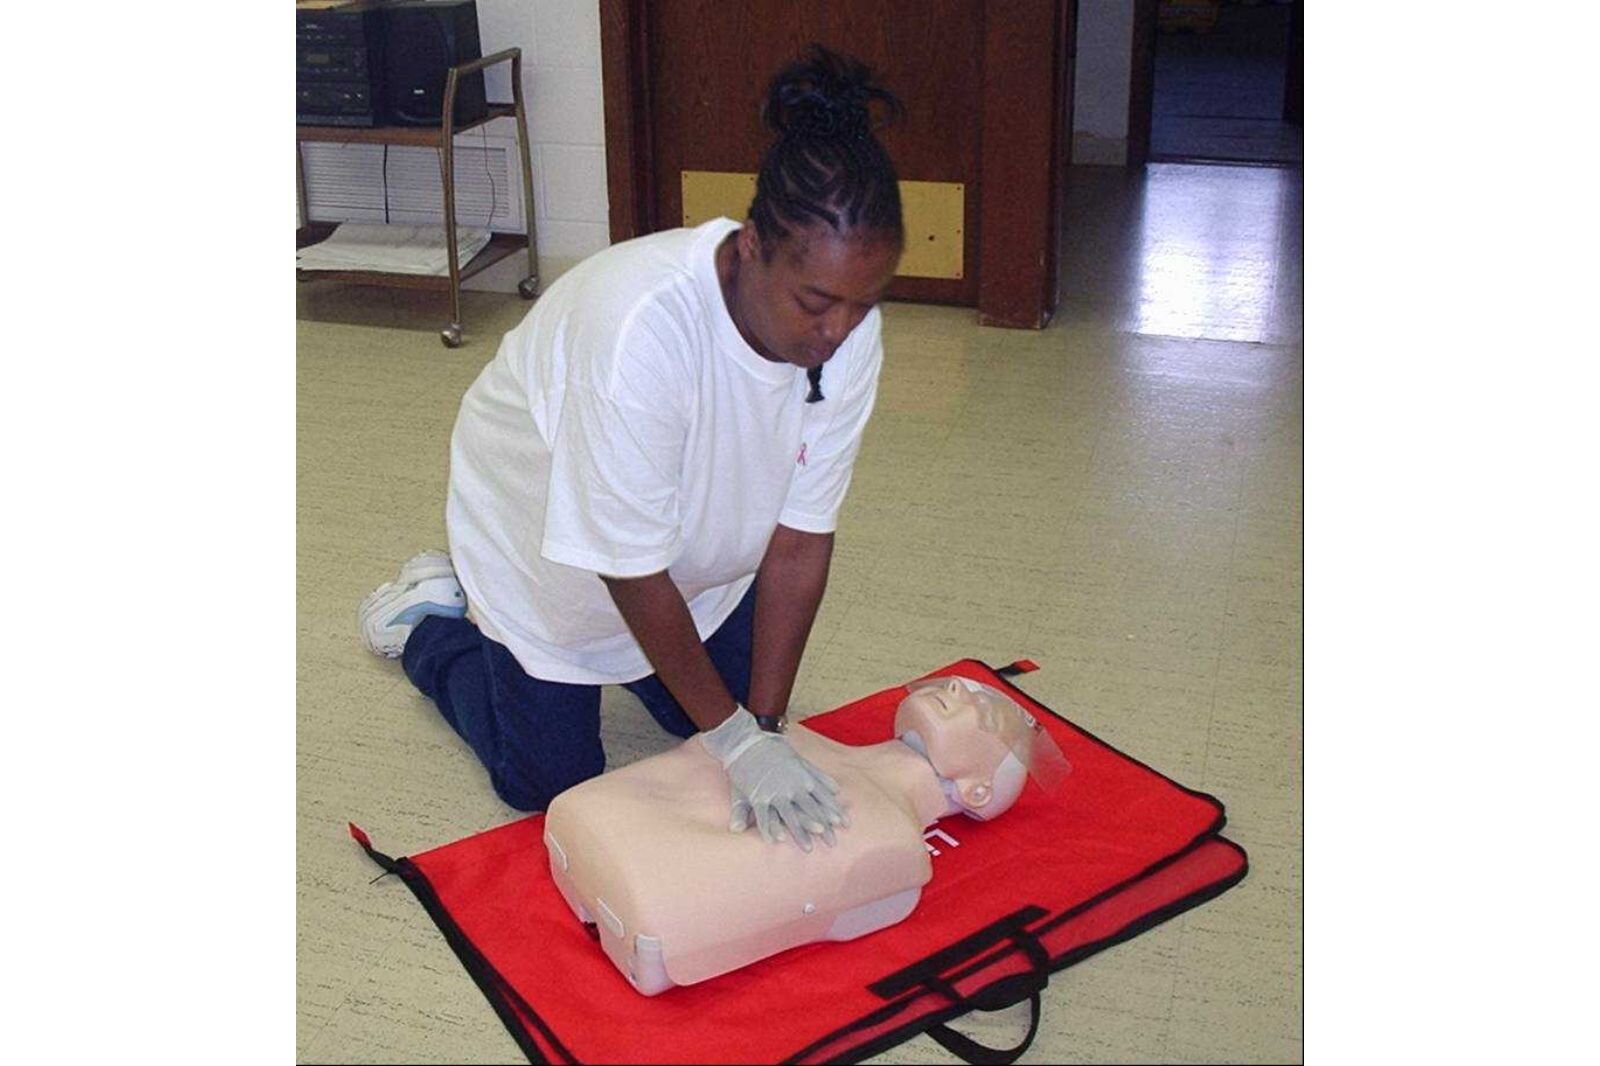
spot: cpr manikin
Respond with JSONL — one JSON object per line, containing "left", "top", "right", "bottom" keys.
{"left": 544, "top": 676, "right": 1071, "bottom": 995}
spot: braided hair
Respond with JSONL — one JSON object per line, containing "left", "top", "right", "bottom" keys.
{"left": 749, "top": 46, "right": 904, "bottom": 403}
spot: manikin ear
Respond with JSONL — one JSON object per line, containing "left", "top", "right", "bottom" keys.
{"left": 958, "top": 778, "right": 993, "bottom": 809}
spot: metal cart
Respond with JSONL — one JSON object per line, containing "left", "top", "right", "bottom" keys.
{"left": 296, "top": 47, "right": 539, "bottom": 347}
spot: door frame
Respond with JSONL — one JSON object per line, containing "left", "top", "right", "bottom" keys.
{"left": 1127, "top": 0, "right": 1159, "bottom": 168}
{"left": 599, "top": 0, "right": 655, "bottom": 245}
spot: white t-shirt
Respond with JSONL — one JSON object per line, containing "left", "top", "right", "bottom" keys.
{"left": 445, "top": 217, "right": 884, "bottom": 685}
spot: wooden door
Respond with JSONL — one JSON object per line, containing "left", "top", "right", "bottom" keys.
{"left": 601, "top": 0, "right": 1073, "bottom": 328}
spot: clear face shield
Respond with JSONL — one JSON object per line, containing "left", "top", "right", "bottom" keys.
{"left": 894, "top": 676, "right": 1073, "bottom": 820}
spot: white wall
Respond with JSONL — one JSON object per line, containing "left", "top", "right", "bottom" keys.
{"left": 1071, "top": 0, "right": 1134, "bottom": 166}
{"left": 469, "top": 0, "right": 612, "bottom": 289}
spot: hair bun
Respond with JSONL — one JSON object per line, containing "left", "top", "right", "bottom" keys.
{"left": 764, "top": 45, "right": 900, "bottom": 141}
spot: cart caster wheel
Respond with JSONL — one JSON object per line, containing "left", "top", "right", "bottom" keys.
{"left": 441, "top": 324, "right": 463, "bottom": 348}
{"left": 518, "top": 277, "right": 540, "bottom": 300}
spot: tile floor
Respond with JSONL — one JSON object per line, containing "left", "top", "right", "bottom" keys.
{"left": 297, "top": 162, "right": 1303, "bottom": 1063}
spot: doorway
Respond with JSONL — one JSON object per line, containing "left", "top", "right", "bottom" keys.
{"left": 1146, "top": 0, "right": 1301, "bottom": 166}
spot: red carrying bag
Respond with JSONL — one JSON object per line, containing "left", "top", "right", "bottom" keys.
{"left": 351, "top": 659, "right": 1248, "bottom": 1065}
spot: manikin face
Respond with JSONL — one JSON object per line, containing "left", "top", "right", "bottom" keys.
{"left": 723, "top": 220, "right": 901, "bottom": 370}
{"left": 894, "top": 677, "right": 1036, "bottom": 819}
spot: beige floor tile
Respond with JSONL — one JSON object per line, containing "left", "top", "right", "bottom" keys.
{"left": 297, "top": 162, "right": 1302, "bottom": 1063}
{"left": 300, "top": 932, "right": 524, "bottom": 1064}
{"left": 1164, "top": 916, "right": 1303, "bottom": 1064}
{"left": 296, "top": 653, "right": 404, "bottom": 757}
{"left": 1032, "top": 922, "right": 1190, "bottom": 1064}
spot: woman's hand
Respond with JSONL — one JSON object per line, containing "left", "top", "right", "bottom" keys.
{"left": 699, "top": 708, "right": 848, "bottom": 852}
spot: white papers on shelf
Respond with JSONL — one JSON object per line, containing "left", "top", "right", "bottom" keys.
{"left": 296, "top": 222, "right": 493, "bottom": 276}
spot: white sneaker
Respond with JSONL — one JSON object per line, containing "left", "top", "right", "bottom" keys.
{"left": 359, "top": 549, "right": 467, "bottom": 658}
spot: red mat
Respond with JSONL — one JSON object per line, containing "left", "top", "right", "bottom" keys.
{"left": 353, "top": 659, "right": 1247, "bottom": 1064}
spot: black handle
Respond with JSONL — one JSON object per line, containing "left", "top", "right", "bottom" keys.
{"left": 926, "top": 989, "right": 1043, "bottom": 1066}
{"left": 878, "top": 908, "right": 1053, "bottom": 1066}
{"left": 870, "top": 906, "right": 1049, "bottom": 999}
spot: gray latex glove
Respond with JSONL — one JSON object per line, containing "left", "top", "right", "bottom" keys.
{"left": 699, "top": 707, "right": 849, "bottom": 852}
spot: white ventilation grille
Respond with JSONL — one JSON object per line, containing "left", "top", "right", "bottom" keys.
{"left": 300, "top": 133, "right": 524, "bottom": 233}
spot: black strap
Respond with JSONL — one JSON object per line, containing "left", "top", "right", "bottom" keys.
{"left": 870, "top": 907, "right": 1048, "bottom": 999}
{"left": 914, "top": 918, "right": 1052, "bottom": 1066}
{"left": 925, "top": 990, "right": 1043, "bottom": 1066}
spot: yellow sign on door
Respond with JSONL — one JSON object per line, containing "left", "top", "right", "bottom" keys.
{"left": 680, "top": 171, "right": 964, "bottom": 280}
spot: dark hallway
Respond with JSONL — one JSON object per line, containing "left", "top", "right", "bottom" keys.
{"left": 1151, "top": 0, "right": 1302, "bottom": 165}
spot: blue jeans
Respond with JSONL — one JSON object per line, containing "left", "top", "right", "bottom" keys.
{"left": 402, "top": 587, "right": 755, "bottom": 811}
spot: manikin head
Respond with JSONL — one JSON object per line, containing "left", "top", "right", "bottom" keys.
{"left": 893, "top": 677, "right": 1070, "bottom": 821}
